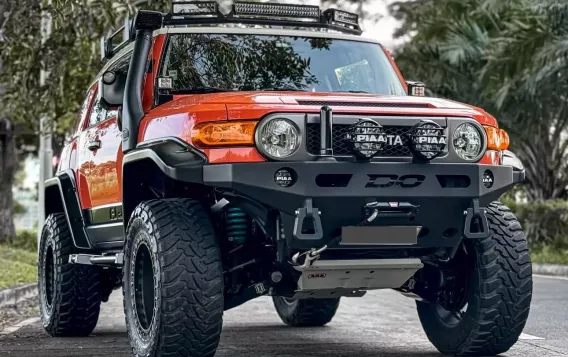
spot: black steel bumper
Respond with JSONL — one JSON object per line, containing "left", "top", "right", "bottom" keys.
{"left": 203, "top": 161, "right": 522, "bottom": 251}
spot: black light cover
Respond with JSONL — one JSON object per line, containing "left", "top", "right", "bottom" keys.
{"left": 408, "top": 121, "right": 447, "bottom": 160}
{"left": 345, "top": 119, "right": 386, "bottom": 160}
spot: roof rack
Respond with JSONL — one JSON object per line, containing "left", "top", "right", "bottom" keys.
{"left": 101, "top": 1, "right": 362, "bottom": 61}
{"left": 101, "top": 17, "right": 133, "bottom": 61}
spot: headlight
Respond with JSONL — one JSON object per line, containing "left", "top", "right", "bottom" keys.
{"left": 257, "top": 118, "right": 301, "bottom": 159}
{"left": 453, "top": 123, "right": 484, "bottom": 161}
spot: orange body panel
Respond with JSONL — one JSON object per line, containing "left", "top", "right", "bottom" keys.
{"left": 64, "top": 34, "right": 506, "bottom": 211}
{"left": 86, "top": 117, "right": 123, "bottom": 208}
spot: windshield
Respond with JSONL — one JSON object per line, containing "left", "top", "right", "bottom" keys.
{"left": 159, "top": 33, "right": 406, "bottom": 96}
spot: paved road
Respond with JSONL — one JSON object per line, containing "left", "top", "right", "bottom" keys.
{"left": 1, "top": 275, "right": 567, "bottom": 357}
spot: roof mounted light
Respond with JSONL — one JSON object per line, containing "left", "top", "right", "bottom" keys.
{"left": 323, "top": 9, "right": 361, "bottom": 31}
{"left": 233, "top": 2, "right": 321, "bottom": 21}
{"left": 172, "top": 1, "right": 219, "bottom": 17}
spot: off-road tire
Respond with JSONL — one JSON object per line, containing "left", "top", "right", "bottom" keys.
{"left": 417, "top": 202, "right": 533, "bottom": 356}
{"left": 123, "top": 199, "right": 223, "bottom": 357}
{"left": 38, "top": 213, "right": 102, "bottom": 337}
{"left": 273, "top": 296, "right": 340, "bottom": 327}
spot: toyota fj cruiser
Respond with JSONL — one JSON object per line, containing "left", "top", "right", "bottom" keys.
{"left": 38, "top": 2, "right": 532, "bottom": 357}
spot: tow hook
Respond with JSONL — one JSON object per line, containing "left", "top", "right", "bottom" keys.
{"left": 293, "top": 198, "right": 323, "bottom": 240}
{"left": 463, "top": 198, "right": 490, "bottom": 239}
{"left": 291, "top": 245, "right": 327, "bottom": 271}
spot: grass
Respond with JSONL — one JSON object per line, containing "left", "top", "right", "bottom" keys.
{"left": 531, "top": 245, "right": 568, "bottom": 265}
{"left": 0, "top": 245, "right": 37, "bottom": 290}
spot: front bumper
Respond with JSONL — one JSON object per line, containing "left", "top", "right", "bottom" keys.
{"left": 204, "top": 161, "right": 521, "bottom": 251}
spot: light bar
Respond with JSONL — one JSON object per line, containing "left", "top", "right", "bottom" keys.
{"left": 172, "top": 1, "right": 219, "bottom": 16}
{"left": 233, "top": 2, "right": 321, "bottom": 21}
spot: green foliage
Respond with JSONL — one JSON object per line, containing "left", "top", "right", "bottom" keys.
{"left": 390, "top": 0, "right": 568, "bottom": 200}
{"left": 504, "top": 200, "right": 568, "bottom": 248}
{"left": 0, "top": 245, "right": 37, "bottom": 289}
{"left": 6, "top": 229, "right": 38, "bottom": 252}
{"left": 0, "top": 0, "right": 170, "bottom": 138}
{"left": 530, "top": 246, "right": 568, "bottom": 265}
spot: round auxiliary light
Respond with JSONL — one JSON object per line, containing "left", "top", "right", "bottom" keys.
{"left": 482, "top": 170, "right": 494, "bottom": 189}
{"left": 408, "top": 120, "right": 447, "bottom": 160}
{"left": 274, "top": 168, "right": 296, "bottom": 188}
{"left": 257, "top": 118, "right": 301, "bottom": 159}
{"left": 345, "top": 119, "right": 385, "bottom": 159}
{"left": 453, "top": 123, "right": 484, "bottom": 161}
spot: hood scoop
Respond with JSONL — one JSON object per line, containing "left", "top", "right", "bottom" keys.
{"left": 296, "top": 100, "right": 430, "bottom": 108}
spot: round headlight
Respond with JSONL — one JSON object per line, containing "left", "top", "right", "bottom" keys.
{"left": 257, "top": 118, "right": 300, "bottom": 159}
{"left": 453, "top": 123, "right": 484, "bottom": 161}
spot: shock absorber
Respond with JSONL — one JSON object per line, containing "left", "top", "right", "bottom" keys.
{"left": 226, "top": 206, "right": 249, "bottom": 244}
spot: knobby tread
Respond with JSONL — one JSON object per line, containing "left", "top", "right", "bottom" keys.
{"left": 417, "top": 201, "right": 533, "bottom": 356}
{"left": 273, "top": 297, "right": 340, "bottom": 327}
{"left": 123, "top": 199, "right": 223, "bottom": 357}
{"left": 39, "top": 213, "right": 102, "bottom": 337}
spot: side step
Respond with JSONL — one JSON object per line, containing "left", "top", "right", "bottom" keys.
{"left": 294, "top": 258, "right": 423, "bottom": 299}
{"left": 69, "top": 253, "right": 124, "bottom": 267}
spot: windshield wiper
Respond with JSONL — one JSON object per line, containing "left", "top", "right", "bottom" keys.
{"left": 334, "top": 90, "right": 372, "bottom": 94}
{"left": 260, "top": 87, "right": 306, "bottom": 92}
{"left": 170, "top": 87, "right": 236, "bottom": 94}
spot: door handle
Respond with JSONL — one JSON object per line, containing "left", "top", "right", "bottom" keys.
{"left": 87, "top": 140, "right": 101, "bottom": 151}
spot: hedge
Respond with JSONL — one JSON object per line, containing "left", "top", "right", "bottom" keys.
{"left": 504, "top": 199, "right": 568, "bottom": 248}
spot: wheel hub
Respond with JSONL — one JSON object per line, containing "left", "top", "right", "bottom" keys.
{"left": 133, "top": 241, "right": 156, "bottom": 333}
{"left": 44, "top": 244, "right": 55, "bottom": 309}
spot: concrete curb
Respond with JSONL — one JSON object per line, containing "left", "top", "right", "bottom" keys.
{"left": 533, "top": 263, "right": 568, "bottom": 277}
{"left": 0, "top": 283, "right": 38, "bottom": 309}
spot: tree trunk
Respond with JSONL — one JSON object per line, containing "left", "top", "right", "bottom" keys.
{"left": 0, "top": 118, "right": 16, "bottom": 243}
{"left": 0, "top": 0, "right": 16, "bottom": 243}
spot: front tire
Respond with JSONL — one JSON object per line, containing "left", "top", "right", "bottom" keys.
{"left": 38, "top": 213, "right": 102, "bottom": 337}
{"left": 123, "top": 199, "right": 224, "bottom": 357}
{"left": 273, "top": 296, "right": 340, "bottom": 327}
{"left": 417, "top": 202, "right": 532, "bottom": 356}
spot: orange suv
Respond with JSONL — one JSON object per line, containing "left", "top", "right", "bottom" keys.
{"left": 38, "top": 2, "right": 531, "bottom": 357}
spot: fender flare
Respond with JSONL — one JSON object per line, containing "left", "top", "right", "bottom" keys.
{"left": 44, "top": 169, "right": 92, "bottom": 249}
{"left": 121, "top": 137, "right": 206, "bottom": 227}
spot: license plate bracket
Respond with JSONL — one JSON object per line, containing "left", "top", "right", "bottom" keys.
{"left": 340, "top": 226, "right": 420, "bottom": 246}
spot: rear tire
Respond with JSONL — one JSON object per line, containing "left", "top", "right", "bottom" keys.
{"left": 123, "top": 199, "right": 224, "bottom": 357}
{"left": 273, "top": 296, "right": 340, "bottom": 327}
{"left": 417, "top": 202, "right": 532, "bottom": 356}
{"left": 38, "top": 213, "right": 102, "bottom": 337}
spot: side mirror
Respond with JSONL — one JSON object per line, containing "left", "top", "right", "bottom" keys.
{"left": 99, "top": 71, "right": 126, "bottom": 107}
{"left": 406, "top": 81, "right": 426, "bottom": 96}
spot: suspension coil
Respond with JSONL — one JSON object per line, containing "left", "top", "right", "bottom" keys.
{"left": 226, "top": 206, "right": 249, "bottom": 244}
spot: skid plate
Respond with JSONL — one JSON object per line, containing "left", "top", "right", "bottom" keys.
{"left": 294, "top": 258, "right": 423, "bottom": 298}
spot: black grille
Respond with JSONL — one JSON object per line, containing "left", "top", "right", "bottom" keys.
{"left": 297, "top": 101, "right": 430, "bottom": 108}
{"left": 306, "top": 124, "right": 413, "bottom": 157}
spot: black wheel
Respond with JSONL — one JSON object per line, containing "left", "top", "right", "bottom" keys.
{"left": 417, "top": 202, "right": 532, "bottom": 356}
{"left": 123, "top": 199, "right": 224, "bottom": 357}
{"left": 272, "top": 296, "right": 340, "bottom": 327}
{"left": 38, "top": 213, "right": 102, "bottom": 337}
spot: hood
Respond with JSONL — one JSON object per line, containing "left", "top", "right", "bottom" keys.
{"left": 158, "top": 91, "right": 498, "bottom": 127}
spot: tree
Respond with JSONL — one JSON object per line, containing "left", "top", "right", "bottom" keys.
{"left": 389, "top": 0, "right": 568, "bottom": 200}
{"left": 0, "top": 0, "right": 17, "bottom": 242}
{"left": 0, "top": 0, "right": 171, "bottom": 243}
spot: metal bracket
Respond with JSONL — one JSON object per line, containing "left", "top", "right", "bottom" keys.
{"left": 69, "top": 253, "right": 124, "bottom": 267}
{"left": 293, "top": 199, "right": 323, "bottom": 240}
{"left": 463, "top": 199, "right": 490, "bottom": 239}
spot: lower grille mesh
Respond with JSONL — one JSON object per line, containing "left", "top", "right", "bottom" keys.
{"left": 306, "top": 124, "right": 413, "bottom": 157}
